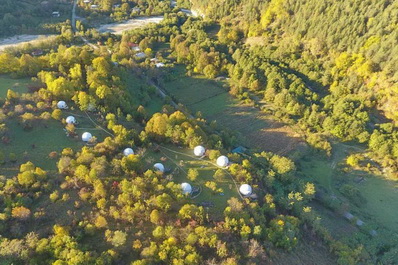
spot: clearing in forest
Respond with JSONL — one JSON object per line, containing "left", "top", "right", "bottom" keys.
{"left": 0, "top": 75, "right": 33, "bottom": 98}
{"left": 0, "top": 110, "right": 109, "bottom": 175}
{"left": 163, "top": 68, "right": 303, "bottom": 154}
{"left": 144, "top": 145, "right": 240, "bottom": 218}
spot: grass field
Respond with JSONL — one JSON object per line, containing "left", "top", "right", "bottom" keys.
{"left": 358, "top": 176, "right": 398, "bottom": 233}
{"left": 0, "top": 110, "right": 110, "bottom": 175}
{"left": 163, "top": 67, "right": 303, "bottom": 154}
{"left": 143, "top": 145, "right": 241, "bottom": 218}
{"left": 0, "top": 75, "right": 32, "bottom": 98}
{"left": 300, "top": 142, "right": 398, "bottom": 237}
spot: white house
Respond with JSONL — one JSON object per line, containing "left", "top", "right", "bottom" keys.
{"left": 135, "top": 52, "right": 146, "bottom": 59}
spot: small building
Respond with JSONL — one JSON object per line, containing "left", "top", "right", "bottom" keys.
{"left": 135, "top": 52, "right": 146, "bottom": 59}
{"left": 31, "top": 49, "right": 44, "bottom": 56}
{"left": 216, "top": 155, "right": 229, "bottom": 167}
{"left": 155, "top": 63, "right": 165, "bottom": 68}
{"left": 232, "top": 146, "right": 247, "bottom": 154}
{"left": 52, "top": 11, "right": 60, "bottom": 17}
{"left": 123, "top": 148, "right": 134, "bottom": 156}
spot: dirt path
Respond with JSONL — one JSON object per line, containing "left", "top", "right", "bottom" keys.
{"left": 96, "top": 16, "right": 163, "bottom": 35}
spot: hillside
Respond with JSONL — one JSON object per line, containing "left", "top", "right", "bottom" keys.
{"left": 1, "top": 1, "right": 398, "bottom": 264}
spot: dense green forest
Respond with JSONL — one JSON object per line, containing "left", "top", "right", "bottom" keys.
{"left": 0, "top": 0, "right": 71, "bottom": 37}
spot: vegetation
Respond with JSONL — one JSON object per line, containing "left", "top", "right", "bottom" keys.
{"left": 3, "top": 1, "right": 398, "bottom": 264}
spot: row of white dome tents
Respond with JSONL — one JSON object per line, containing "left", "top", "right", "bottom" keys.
{"left": 193, "top": 145, "right": 254, "bottom": 197}
{"left": 57, "top": 101, "right": 94, "bottom": 143}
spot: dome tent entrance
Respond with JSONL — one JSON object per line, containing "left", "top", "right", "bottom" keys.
{"left": 194, "top": 145, "right": 206, "bottom": 157}
{"left": 239, "top": 184, "right": 252, "bottom": 196}
{"left": 216, "top": 155, "right": 229, "bottom": 167}
{"left": 154, "top": 163, "right": 165, "bottom": 173}
{"left": 123, "top": 148, "right": 134, "bottom": 156}
{"left": 57, "top": 101, "right": 68, "bottom": 109}
{"left": 66, "top": 116, "right": 77, "bottom": 124}
{"left": 82, "top": 132, "right": 93, "bottom": 142}
{"left": 181, "top": 182, "right": 192, "bottom": 194}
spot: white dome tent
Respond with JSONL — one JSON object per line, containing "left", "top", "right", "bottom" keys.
{"left": 194, "top": 145, "right": 206, "bottom": 157}
{"left": 65, "top": 116, "right": 77, "bottom": 124}
{"left": 57, "top": 101, "right": 68, "bottom": 109}
{"left": 123, "top": 148, "right": 134, "bottom": 156}
{"left": 82, "top": 132, "right": 93, "bottom": 142}
{"left": 239, "top": 184, "right": 253, "bottom": 196}
{"left": 154, "top": 163, "right": 165, "bottom": 173}
{"left": 181, "top": 182, "right": 192, "bottom": 195}
{"left": 216, "top": 155, "right": 229, "bottom": 167}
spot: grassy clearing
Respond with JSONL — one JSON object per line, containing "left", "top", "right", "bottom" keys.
{"left": 143, "top": 145, "right": 240, "bottom": 218}
{"left": 163, "top": 67, "right": 303, "bottom": 154}
{"left": 352, "top": 172, "right": 398, "bottom": 233}
{"left": 0, "top": 110, "right": 109, "bottom": 175}
{"left": 0, "top": 75, "right": 32, "bottom": 98}
{"left": 300, "top": 142, "right": 398, "bottom": 236}
{"left": 165, "top": 66, "right": 227, "bottom": 106}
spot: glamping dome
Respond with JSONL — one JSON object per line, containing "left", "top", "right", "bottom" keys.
{"left": 65, "top": 116, "right": 76, "bottom": 124}
{"left": 154, "top": 163, "right": 165, "bottom": 173}
{"left": 194, "top": 145, "right": 206, "bottom": 157}
{"left": 239, "top": 184, "right": 253, "bottom": 196}
{"left": 82, "top": 132, "right": 93, "bottom": 142}
{"left": 181, "top": 182, "right": 192, "bottom": 195}
{"left": 123, "top": 148, "right": 134, "bottom": 156}
{"left": 57, "top": 101, "right": 68, "bottom": 109}
{"left": 216, "top": 155, "right": 229, "bottom": 167}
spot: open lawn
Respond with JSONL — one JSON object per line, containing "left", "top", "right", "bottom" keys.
{"left": 352, "top": 171, "right": 398, "bottom": 233}
{"left": 0, "top": 75, "right": 32, "bottom": 98}
{"left": 300, "top": 142, "right": 398, "bottom": 238}
{"left": 0, "top": 110, "right": 109, "bottom": 175}
{"left": 163, "top": 67, "right": 303, "bottom": 154}
{"left": 143, "top": 145, "right": 241, "bottom": 219}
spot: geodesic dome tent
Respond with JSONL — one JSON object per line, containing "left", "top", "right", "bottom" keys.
{"left": 82, "top": 132, "right": 93, "bottom": 142}
{"left": 123, "top": 148, "right": 134, "bottom": 156}
{"left": 216, "top": 155, "right": 229, "bottom": 167}
{"left": 239, "top": 184, "right": 252, "bottom": 196}
{"left": 181, "top": 182, "right": 192, "bottom": 195}
{"left": 65, "top": 116, "right": 76, "bottom": 124}
{"left": 154, "top": 163, "right": 165, "bottom": 173}
{"left": 57, "top": 101, "right": 68, "bottom": 109}
{"left": 194, "top": 145, "right": 206, "bottom": 157}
